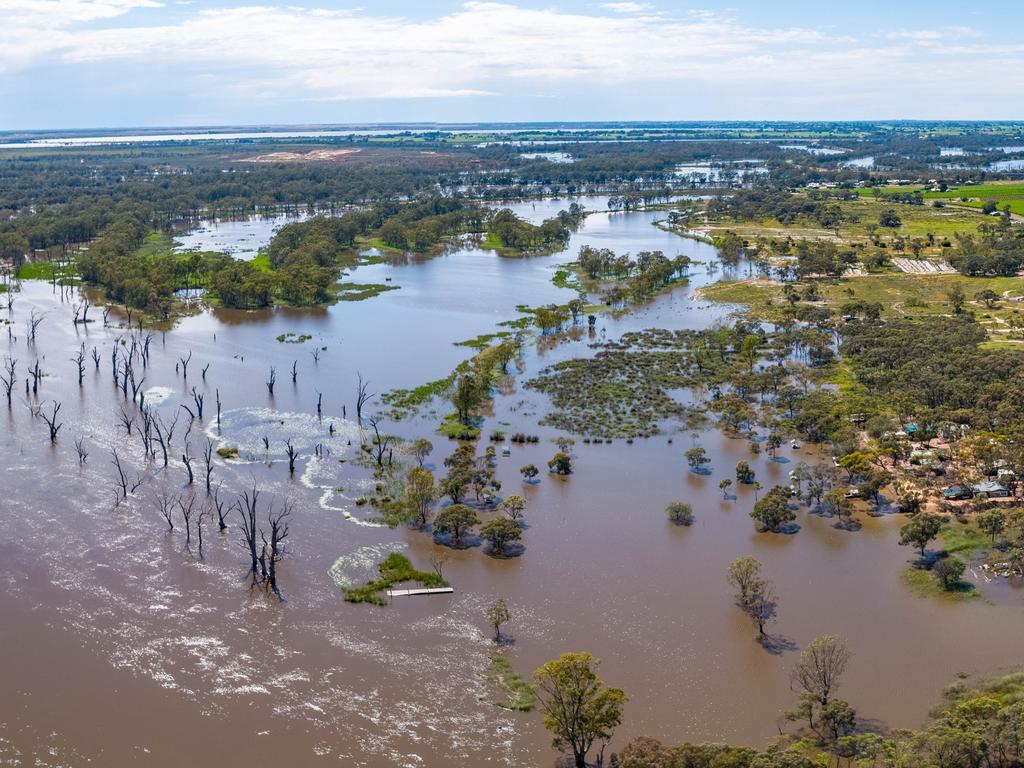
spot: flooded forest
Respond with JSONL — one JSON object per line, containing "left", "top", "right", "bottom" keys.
{"left": 5, "top": 123, "right": 1024, "bottom": 768}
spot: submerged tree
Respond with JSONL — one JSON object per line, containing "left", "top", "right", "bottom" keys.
{"left": 485, "top": 597, "right": 511, "bottom": 642}
{"left": 790, "top": 634, "right": 851, "bottom": 706}
{"left": 533, "top": 652, "right": 626, "bottom": 768}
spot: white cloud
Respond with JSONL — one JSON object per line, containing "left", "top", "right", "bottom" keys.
{"left": 599, "top": 2, "right": 654, "bottom": 12}
{"left": 0, "top": 1, "right": 1021, "bottom": 115}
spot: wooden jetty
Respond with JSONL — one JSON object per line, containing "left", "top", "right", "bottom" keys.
{"left": 386, "top": 586, "right": 455, "bottom": 598}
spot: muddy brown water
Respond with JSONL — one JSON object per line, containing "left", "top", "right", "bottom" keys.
{"left": 3, "top": 201, "right": 1024, "bottom": 766}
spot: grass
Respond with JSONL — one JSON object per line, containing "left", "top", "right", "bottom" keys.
{"left": 486, "top": 651, "right": 535, "bottom": 711}
{"left": 861, "top": 182, "right": 1024, "bottom": 217}
{"left": 706, "top": 195, "right": 987, "bottom": 251}
{"left": 16, "top": 260, "right": 78, "bottom": 281}
{"left": 701, "top": 273, "right": 1024, "bottom": 343}
{"left": 438, "top": 412, "right": 481, "bottom": 440}
{"left": 381, "top": 371, "right": 458, "bottom": 412}
{"left": 342, "top": 552, "right": 447, "bottom": 606}
{"left": 552, "top": 268, "right": 583, "bottom": 292}
{"left": 336, "top": 282, "right": 399, "bottom": 302}
{"left": 455, "top": 331, "right": 512, "bottom": 350}
{"left": 903, "top": 564, "right": 978, "bottom": 602}
{"left": 941, "top": 522, "right": 989, "bottom": 557}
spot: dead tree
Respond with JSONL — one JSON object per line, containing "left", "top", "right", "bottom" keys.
{"left": 201, "top": 363, "right": 209, "bottom": 380}
{"left": 196, "top": 504, "right": 210, "bottom": 558}
{"left": 40, "top": 400, "right": 62, "bottom": 442}
{"left": 0, "top": 357, "right": 15, "bottom": 407}
{"left": 316, "top": 390, "right": 322, "bottom": 419}
{"left": 177, "top": 495, "right": 196, "bottom": 546}
{"left": 181, "top": 442, "right": 194, "bottom": 484}
{"left": 72, "top": 344, "right": 86, "bottom": 386}
{"left": 215, "top": 389, "right": 222, "bottom": 434}
{"left": 90, "top": 346, "right": 100, "bottom": 369}
{"left": 119, "top": 406, "right": 135, "bottom": 435}
{"left": 212, "top": 486, "right": 230, "bottom": 531}
{"left": 356, "top": 373, "right": 373, "bottom": 424}
{"left": 191, "top": 387, "right": 204, "bottom": 420}
{"left": 266, "top": 366, "right": 276, "bottom": 395}
{"left": 26, "top": 309, "right": 44, "bottom": 344}
{"left": 112, "top": 449, "right": 129, "bottom": 505}
{"left": 102, "top": 306, "right": 111, "bottom": 327}
{"left": 237, "top": 485, "right": 261, "bottom": 578}
{"left": 29, "top": 360, "right": 41, "bottom": 396}
{"left": 261, "top": 502, "right": 291, "bottom": 597}
{"left": 110, "top": 344, "right": 118, "bottom": 382}
{"left": 179, "top": 350, "right": 192, "bottom": 379}
{"left": 291, "top": 360, "right": 298, "bottom": 384}
{"left": 72, "top": 298, "right": 90, "bottom": 325}
{"left": 74, "top": 436, "right": 89, "bottom": 463}
{"left": 285, "top": 439, "right": 298, "bottom": 476}
{"left": 202, "top": 438, "right": 214, "bottom": 494}
{"left": 154, "top": 489, "right": 176, "bottom": 530}
{"left": 311, "top": 347, "right": 320, "bottom": 364}
{"left": 366, "top": 416, "right": 395, "bottom": 470}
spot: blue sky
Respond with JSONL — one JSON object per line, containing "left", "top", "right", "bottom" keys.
{"left": 1, "top": 1, "right": 1022, "bottom": 130}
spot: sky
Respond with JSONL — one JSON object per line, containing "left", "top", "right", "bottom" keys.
{"left": 1, "top": 0, "right": 1023, "bottom": 130}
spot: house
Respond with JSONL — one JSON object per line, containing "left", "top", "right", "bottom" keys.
{"left": 972, "top": 481, "right": 1010, "bottom": 498}
{"left": 942, "top": 484, "right": 973, "bottom": 500}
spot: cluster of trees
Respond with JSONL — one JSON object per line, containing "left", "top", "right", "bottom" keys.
{"left": 612, "top": 668, "right": 1024, "bottom": 768}
{"left": 840, "top": 316, "right": 1024, "bottom": 433}
{"left": 707, "top": 188, "right": 856, "bottom": 227}
{"left": 575, "top": 246, "right": 692, "bottom": 304}
{"left": 385, "top": 442, "right": 527, "bottom": 556}
{"left": 488, "top": 208, "right": 574, "bottom": 250}
{"left": 949, "top": 225, "right": 1024, "bottom": 277}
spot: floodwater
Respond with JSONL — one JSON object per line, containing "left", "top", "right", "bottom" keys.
{"left": 173, "top": 213, "right": 312, "bottom": 261}
{"left": 3, "top": 200, "right": 1024, "bottom": 767}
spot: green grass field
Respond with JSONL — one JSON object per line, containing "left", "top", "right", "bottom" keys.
{"left": 858, "top": 182, "right": 1024, "bottom": 216}
{"left": 706, "top": 195, "right": 987, "bottom": 254}
{"left": 702, "top": 272, "right": 1024, "bottom": 345}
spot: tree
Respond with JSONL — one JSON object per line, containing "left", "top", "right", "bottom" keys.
{"left": 403, "top": 466, "right": 437, "bottom": 529}
{"left": 727, "top": 556, "right": 764, "bottom": 603}
{"left": 686, "top": 446, "right": 710, "bottom": 472}
{"left": 533, "top": 652, "right": 626, "bottom": 768}
{"left": 879, "top": 208, "right": 902, "bottom": 228}
{"left": 978, "top": 509, "right": 1006, "bottom": 544}
{"left": 790, "top": 634, "right": 851, "bottom": 706}
{"left": 499, "top": 494, "right": 526, "bottom": 522}
{"left": 480, "top": 517, "right": 522, "bottom": 555}
{"left": 820, "top": 699, "right": 857, "bottom": 741}
{"left": 433, "top": 504, "right": 479, "bottom": 547}
{"left": 750, "top": 486, "right": 796, "bottom": 532}
{"left": 548, "top": 451, "right": 573, "bottom": 475}
{"left": 451, "top": 372, "right": 484, "bottom": 425}
{"left": 934, "top": 557, "right": 966, "bottom": 590}
{"left": 485, "top": 598, "right": 511, "bottom": 642}
{"left": 736, "top": 460, "right": 756, "bottom": 484}
{"left": 899, "top": 513, "right": 943, "bottom": 557}
{"left": 948, "top": 283, "right": 966, "bottom": 314}
{"left": 741, "top": 579, "right": 777, "bottom": 636}
{"left": 719, "top": 478, "right": 733, "bottom": 498}
{"left": 666, "top": 501, "right": 694, "bottom": 526}
{"left": 410, "top": 437, "right": 433, "bottom": 466}
{"left": 520, "top": 464, "right": 539, "bottom": 481}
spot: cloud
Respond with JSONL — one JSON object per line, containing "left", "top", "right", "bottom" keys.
{"left": 1, "top": 1, "right": 1022, "bottom": 118}
{"left": 599, "top": 2, "right": 654, "bottom": 12}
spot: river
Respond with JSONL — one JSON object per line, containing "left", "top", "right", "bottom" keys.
{"left": 2, "top": 199, "right": 1023, "bottom": 766}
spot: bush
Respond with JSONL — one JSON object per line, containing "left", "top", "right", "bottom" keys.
{"left": 666, "top": 501, "right": 694, "bottom": 526}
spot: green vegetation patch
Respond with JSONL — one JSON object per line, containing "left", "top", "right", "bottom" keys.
{"left": 342, "top": 552, "right": 447, "bottom": 606}
{"left": 335, "top": 282, "right": 399, "bottom": 302}
{"left": 486, "top": 651, "right": 535, "bottom": 711}
{"left": 902, "top": 564, "right": 977, "bottom": 602}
